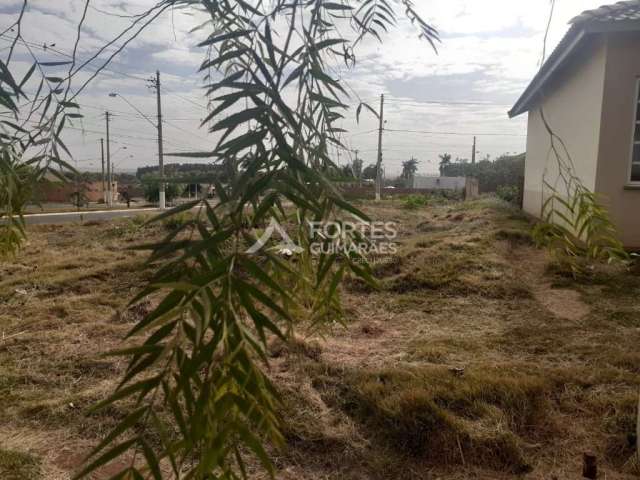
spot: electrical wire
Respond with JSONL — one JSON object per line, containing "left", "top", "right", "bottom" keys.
{"left": 384, "top": 128, "right": 525, "bottom": 137}
{"left": 384, "top": 97, "right": 513, "bottom": 108}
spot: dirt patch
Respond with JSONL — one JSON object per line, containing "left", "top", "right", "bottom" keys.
{"left": 510, "top": 246, "right": 591, "bottom": 321}
{"left": 534, "top": 286, "right": 591, "bottom": 321}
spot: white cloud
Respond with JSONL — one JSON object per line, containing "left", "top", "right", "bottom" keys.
{"left": 152, "top": 47, "right": 202, "bottom": 68}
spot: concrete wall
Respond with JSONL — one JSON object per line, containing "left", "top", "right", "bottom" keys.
{"left": 523, "top": 38, "right": 607, "bottom": 218}
{"left": 412, "top": 176, "right": 467, "bottom": 190}
{"left": 596, "top": 31, "right": 640, "bottom": 247}
{"left": 465, "top": 177, "right": 480, "bottom": 200}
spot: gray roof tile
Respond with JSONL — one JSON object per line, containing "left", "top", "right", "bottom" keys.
{"left": 571, "top": 0, "right": 640, "bottom": 25}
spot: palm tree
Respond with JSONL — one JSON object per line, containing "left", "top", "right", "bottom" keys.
{"left": 401, "top": 158, "right": 419, "bottom": 179}
{"left": 439, "top": 153, "right": 452, "bottom": 175}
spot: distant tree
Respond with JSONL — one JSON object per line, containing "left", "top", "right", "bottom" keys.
{"left": 439, "top": 153, "right": 525, "bottom": 193}
{"left": 340, "top": 165, "right": 354, "bottom": 178}
{"left": 64, "top": 171, "right": 102, "bottom": 183}
{"left": 113, "top": 173, "right": 138, "bottom": 184}
{"left": 70, "top": 189, "right": 89, "bottom": 208}
{"left": 401, "top": 158, "right": 419, "bottom": 179}
{"left": 438, "top": 153, "right": 452, "bottom": 175}
{"left": 136, "top": 163, "right": 225, "bottom": 181}
{"left": 351, "top": 157, "right": 363, "bottom": 181}
{"left": 440, "top": 157, "right": 469, "bottom": 177}
{"left": 324, "top": 164, "right": 354, "bottom": 181}
{"left": 362, "top": 163, "right": 378, "bottom": 180}
{"left": 143, "top": 182, "right": 182, "bottom": 203}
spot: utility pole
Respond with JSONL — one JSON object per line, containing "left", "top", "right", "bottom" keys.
{"left": 105, "top": 111, "right": 112, "bottom": 208}
{"left": 354, "top": 149, "right": 361, "bottom": 186}
{"left": 375, "top": 93, "right": 385, "bottom": 202}
{"left": 472, "top": 136, "right": 477, "bottom": 164}
{"left": 150, "top": 70, "right": 166, "bottom": 209}
{"left": 100, "top": 138, "right": 106, "bottom": 204}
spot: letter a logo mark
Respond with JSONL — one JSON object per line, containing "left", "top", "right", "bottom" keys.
{"left": 246, "top": 218, "right": 303, "bottom": 255}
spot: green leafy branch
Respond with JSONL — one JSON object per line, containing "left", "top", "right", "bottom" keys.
{"left": 532, "top": 109, "right": 629, "bottom": 277}
{"left": 75, "top": 1, "right": 438, "bottom": 478}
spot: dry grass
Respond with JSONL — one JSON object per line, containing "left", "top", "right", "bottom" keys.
{"left": 1, "top": 198, "right": 640, "bottom": 479}
{"left": 0, "top": 216, "right": 159, "bottom": 479}
{"left": 0, "top": 448, "right": 41, "bottom": 479}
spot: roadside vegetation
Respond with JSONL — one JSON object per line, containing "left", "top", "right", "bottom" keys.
{"left": 439, "top": 153, "right": 525, "bottom": 194}
{"left": 1, "top": 198, "right": 638, "bottom": 479}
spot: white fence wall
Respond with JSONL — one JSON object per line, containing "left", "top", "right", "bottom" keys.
{"left": 411, "top": 176, "right": 467, "bottom": 190}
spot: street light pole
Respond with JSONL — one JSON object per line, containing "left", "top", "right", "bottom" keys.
{"left": 105, "top": 111, "right": 112, "bottom": 207}
{"left": 100, "top": 138, "right": 106, "bottom": 204}
{"left": 375, "top": 93, "right": 385, "bottom": 202}
{"left": 110, "top": 73, "right": 165, "bottom": 208}
{"left": 154, "top": 71, "right": 165, "bottom": 209}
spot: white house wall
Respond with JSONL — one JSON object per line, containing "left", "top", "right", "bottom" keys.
{"left": 523, "top": 38, "right": 607, "bottom": 219}
{"left": 596, "top": 31, "right": 640, "bottom": 247}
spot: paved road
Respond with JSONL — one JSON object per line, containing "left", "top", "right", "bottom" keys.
{"left": 20, "top": 207, "right": 162, "bottom": 225}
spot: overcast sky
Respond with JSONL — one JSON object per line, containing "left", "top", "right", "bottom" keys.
{"left": 1, "top": 0, "right": 607, "bottom": 175}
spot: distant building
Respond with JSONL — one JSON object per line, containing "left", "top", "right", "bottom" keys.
{"left": 509, "top": 1, "right": 640, "bottom": 247}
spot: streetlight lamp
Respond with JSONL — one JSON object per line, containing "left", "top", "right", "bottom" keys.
{"left": 112, "top": 154, "right": 134, "bottom": 177}
{"left": 108, "top": 93, "right": 156, "bottom": 128}
{"left": 112, "top": 146, "right": 127, "bottom": 157}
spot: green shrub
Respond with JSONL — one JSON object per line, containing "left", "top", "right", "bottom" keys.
{"left": 143, "top": 182, "right": 182, "bottom": 203}
{"left": 403, "top": 195, "right": 429, "bottom": 210}
{"left": 496, "top": 185, "right": 520, "bottom": 204}
{"left": 105, "top": 218, "right": 142, "bottom": 238}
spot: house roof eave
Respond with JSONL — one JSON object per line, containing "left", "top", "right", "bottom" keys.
{"left": 509, "top": 16, "right": 640, "bottom": 119}
{"left": 508, "top": 28, "right": 588, "bottom": 118}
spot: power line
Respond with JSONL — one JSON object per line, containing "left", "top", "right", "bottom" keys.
{"left": 13, "top": 117, "right": 199, "bottom": 150}
{"left": 88, "top": 4, "right": 146, "bottom": 19}
{"left": 384, "top": 97, "right": 513, "bottom": 108}
{"left": 78, "top": 103, "right": 202, "bottom": 121}
{"left": 349, "top": 129, "right": 379, "bottom": 138}
{"left": 163, "top": 118, "right": 211, "bottom": 144}
{"left": 0, "top": 33, "right": 211, "bottom": 121}
{"left": 384, "top": 128, "right": 525, "bottom": 137}
{"left": 347, "top": 128, "right": 525, "bottom": 138}
{"left": 0, "top": 34, "right": 149, "bottom": 83}
{"left": 163, "top": 87, "right": 209, "bottom": 110}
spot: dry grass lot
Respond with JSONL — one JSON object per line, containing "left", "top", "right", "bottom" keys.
{"left": 1, "top": 198, "right": 640, "bottom": 479}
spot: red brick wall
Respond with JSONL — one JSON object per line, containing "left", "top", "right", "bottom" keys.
{"left": 34, "top": 181, "right": 106, "bottom": 203}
